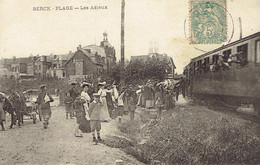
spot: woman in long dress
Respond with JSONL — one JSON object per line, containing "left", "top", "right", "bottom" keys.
{"left": 81, "top": 82, "right": 91, "bottom": 120}
{"left": 97, "top": 82, "right": 111, "bottom": 122}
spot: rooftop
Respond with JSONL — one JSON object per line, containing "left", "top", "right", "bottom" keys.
{"left": 82, "top": 45, "right": 106, "bottom": 58}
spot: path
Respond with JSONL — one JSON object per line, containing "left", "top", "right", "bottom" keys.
{"left": 0, "top": 98, "right": 144, "bottom": 165}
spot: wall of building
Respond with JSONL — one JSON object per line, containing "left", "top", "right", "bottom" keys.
{"left": 27, "top": 63, "right": 34, "bottom": 75}
{"left": 20, "top": 63, "right": 27, "bottom": 74}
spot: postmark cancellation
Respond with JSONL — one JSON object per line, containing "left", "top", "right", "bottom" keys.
{"left": 189, "top": 0, "right": 227, "bottom": 44}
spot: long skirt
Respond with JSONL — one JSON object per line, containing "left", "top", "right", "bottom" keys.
{"left": 100, "top": 97, "right": 111, "bottom": 121}
{"left": 83, "top": 104, "right": 90, "bottom": 120}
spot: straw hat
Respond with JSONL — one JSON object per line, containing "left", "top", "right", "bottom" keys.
{"left": 40, "top": 84, "right": 46, "bottom": 89}
{"left": 70, "top": 81, "right": 77, "bottom": 85}
{"left": 81, "top": 82, "right": 91, "bottom": 88}
{"left": 98, "top": 82, "right": 106, "bottom": 86}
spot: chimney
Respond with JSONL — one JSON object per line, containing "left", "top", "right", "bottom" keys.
{"left": 79, "top": 45, "right": 82, "bottom": 49}
{"left": 77, "top": 47, "right": 79, "bottom": 51}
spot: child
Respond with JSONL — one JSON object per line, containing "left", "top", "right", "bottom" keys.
{"left": 74, "top": 96, "right": 86, "bottom": 137}
{"left": 128, "top": 95, "right": 136, "bottom": 120}
{"left": 64, "top": 92, "right": 74, "bottom": 119}
{"left": 126, "top": 89, "right": 137, "bottom": 121}
{"left": 88, "top": 93, "right": 103, "bottom": 143}
{"left": 117, "top": 90, "right": 125, "bottom": 122}
{"left": 155, "top": 86, "right": 163, "bottom": 119}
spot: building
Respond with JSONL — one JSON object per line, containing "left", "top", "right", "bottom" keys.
{"left": 34, "top": 56, "right": 52, "bottom": 77}
{"left": 65, "top": 47, "right": 105, "bottom": 80}
{"left": 82, "top": 33, "right": 116, "bottom": 73}
{"left": 131, "top": 53, "right": 176, "bottom": 78}
{"left": 49, "top": 52, "right": 74, "bottom": 78}
{"left": 10, "top": 57, "right": 34, "bottom": 79}
{"left": 0, "top": 59, "right": 13, "bottom": 78}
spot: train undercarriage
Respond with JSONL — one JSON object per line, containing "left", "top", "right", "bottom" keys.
{"left": 192, "top": 93, "right": 260, "bottom": 116}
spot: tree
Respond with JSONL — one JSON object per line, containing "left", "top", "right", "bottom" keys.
{"left": 125, "top": 57, "right": 171, "bottom": 85}
{"left": 108, "top": 62, "right": 125, "bottom": 85}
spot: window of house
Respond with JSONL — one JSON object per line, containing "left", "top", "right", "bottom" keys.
{"left": 63, "top": 72, "right": 66, "bottom": 77}
{"left": 256, "top": 40, "right": 260, "bottom": 63}
{"left": 237, "top": 44, "right": 248, "bottom": 66}
{"left": 53, "top": 64, "right": 57, "bottom": 68}
{"left": 223, "top": 49, "right": 231, "bottom": 62}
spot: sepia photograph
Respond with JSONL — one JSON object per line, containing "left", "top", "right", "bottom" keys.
{"left": 0, "top": 0, "right": 259, "bottom": 164}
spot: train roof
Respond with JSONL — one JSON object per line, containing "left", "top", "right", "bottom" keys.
{"left": 191, "top": 31, "right": 260, "bottom": 61}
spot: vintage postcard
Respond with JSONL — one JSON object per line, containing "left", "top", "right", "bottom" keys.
{"left": 0, "top": 0, "right": 259, "bottom": 165}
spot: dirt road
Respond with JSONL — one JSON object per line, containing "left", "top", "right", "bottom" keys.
{"left": 0, "top": 101, "right": 144, "bottom": 165}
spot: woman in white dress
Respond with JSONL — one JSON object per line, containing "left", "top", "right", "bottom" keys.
{"left": 97, "top": 82, "right": 111, "bottom": 122}
{"left": 81, "top": 82, "right": 91, "bottom": 120}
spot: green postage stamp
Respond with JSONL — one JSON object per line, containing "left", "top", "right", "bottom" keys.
{"left": 190, "top": 0, "right": 227, "bottom": 44}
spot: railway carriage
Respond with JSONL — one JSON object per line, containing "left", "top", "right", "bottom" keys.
{"left": 184, "top": 32, "right": 260, "bottom": 115}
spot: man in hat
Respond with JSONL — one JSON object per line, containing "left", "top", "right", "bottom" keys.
{"left": 69, "top": 81, "right": 79, "bottom": 101}
{"left": 88, "top": 93, "right": 103, "bottom": 143}
{"left": 36, "top": 84, "right": 54, "bottom": 129}
{"left": 69, "top": 81, "right": 80, "bottom": 116}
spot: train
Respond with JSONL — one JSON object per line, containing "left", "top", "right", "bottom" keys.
{"left": 184, "top": 32, "right": 260, "bottom": 115}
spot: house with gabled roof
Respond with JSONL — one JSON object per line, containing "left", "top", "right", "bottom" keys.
{"left": 64, "top": 46, "right": 105, "bottom": 79}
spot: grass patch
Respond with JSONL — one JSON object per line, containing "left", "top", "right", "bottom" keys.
{"left": 107, "top": 106, "right": 260, "bottom": 164}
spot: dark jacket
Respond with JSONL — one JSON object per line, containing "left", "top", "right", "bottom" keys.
{"left": 64, "top": 96, "right": 74, "bottom": 108}
{"left": 69, "top": 88, "right": 79, "bottom": 101}
{"left": 74, "top": 97, "right": 86, "bottom": 115}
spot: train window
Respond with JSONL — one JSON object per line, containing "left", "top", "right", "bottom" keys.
{"left": 223, "top": 49, "right": 231, "bottom": 62}
{"left": 193, "top": 62, "right": 196, "bottom": 75}
{"left": 237, "top": 44, "right": 248, "bottom": 66}
{"left": 256, "top": 40, "right": 260, "bottom": 63}
{"left": 213, "top": 55, "right": 219, "bottom": 64}
{"left": 198, "top": 60, "right": 202, "bottom": 74}
{"left": 204, "top": 57, "right": 210, "bottom": 72}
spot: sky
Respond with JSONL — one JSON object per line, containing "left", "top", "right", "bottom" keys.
{"left": 0, "top": 0, "right": 260, "bottom": 73}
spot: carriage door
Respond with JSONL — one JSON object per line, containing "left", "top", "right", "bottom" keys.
{"left": 75, "top": 59, "right": 84, "bottom": 75}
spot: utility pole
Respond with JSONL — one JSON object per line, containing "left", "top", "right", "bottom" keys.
{"left": 239, "top": 17, "right": 242, "bottom": 39}
{"left": 121, "top": 0, "right": 125, "bottom": 66}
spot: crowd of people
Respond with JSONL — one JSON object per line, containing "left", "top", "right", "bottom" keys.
{"left": 0, "top": 78, "right": 185, "bottom": 143}
{"left": 60, "top": 78, "right": 186, "bottom": 140}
